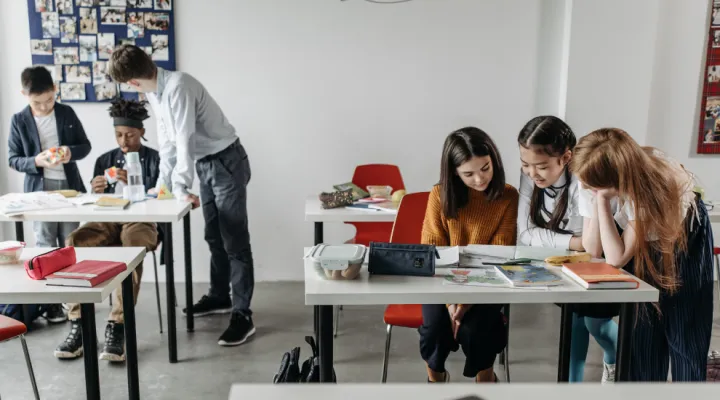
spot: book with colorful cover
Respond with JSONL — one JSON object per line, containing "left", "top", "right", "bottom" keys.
{"left": 443, "top": 268, "right": 509, "bottom": 288}
{"left": 562, "top": 262, "right": 639, "bottom": 289}
{"left": 333, "top": 182, "right": 369, "bottom": 201}
{"left": 493, "top": 264, "right": 563, "bottom": 287}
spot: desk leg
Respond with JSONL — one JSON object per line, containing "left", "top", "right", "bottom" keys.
{"left": 164, "top": 223, "right": 177, "bottom": 363}
{"left": 616, "top": 303, "right": 634, "bottom": 382}
{"left": 557, "top": 304, "right": 573, "bottom": 382}
{"left": 14, "top": 221, "right": 24, "bottom": 242}
{"left": 313, "top": 222, "right": 323, "bottom": 343}
{"left": 318, "top": 304, "right": 334, "bottom": 382}
{"left": 122, "top": 275, "right": 140, "bottom": 400}
{"left": 183, "top": 214, "right": 194, "bottom": 332}
{"left": 80, "top": 304, "right": 100, "bottom": 400}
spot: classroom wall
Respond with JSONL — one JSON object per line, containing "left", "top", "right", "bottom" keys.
{"left": 0, "top": 0, "right": 717, "bottom": 282}
{"left": 0, "top": 0, "right": 544, "bottom": 282}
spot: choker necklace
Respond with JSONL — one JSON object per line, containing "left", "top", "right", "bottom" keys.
{"left": 540, "top": 172, "right": 570, "bottom": 216}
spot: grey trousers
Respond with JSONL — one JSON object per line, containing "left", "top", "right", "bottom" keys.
{"left": 196, "top": 141, "right": 254, "bottom": 317}
{"left": 33, "top": 179, "right": 79, "bottom": 247}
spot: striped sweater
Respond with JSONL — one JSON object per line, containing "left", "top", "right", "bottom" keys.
{"left": 421, "top": 184, "right": 519, "bottom": 247}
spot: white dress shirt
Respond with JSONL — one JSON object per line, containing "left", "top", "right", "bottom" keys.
{"left": 517, "top": 172, "right": 583, "bottom": 249}
{"left": 34, "top": 111, "right": 66, "bottom": 181}
{"left": 146, "top": 67, "right": 238, "bottom": 199}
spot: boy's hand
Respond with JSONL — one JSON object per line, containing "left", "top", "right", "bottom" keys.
{"left": 187, "top": 193, "right": 200, "bottom": 209}
{"left": 59, "top": 146, "right": 71, "bottom": 163}
{"left": 116, "top": 169, "right": 128, "bottom": 184}
{"left": 34, "top": 150, "right": 58, "bottom": 168}
{"left": 91, "top": 176, "right": 108, "bottom": 193}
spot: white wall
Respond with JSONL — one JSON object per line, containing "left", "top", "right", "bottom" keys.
{"left": 0, "top": 0, "right": 545, "bottom": 281}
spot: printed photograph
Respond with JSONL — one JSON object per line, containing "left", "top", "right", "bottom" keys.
{"left": 154, "top": 0, "right": 170, "bottom": 10}
{"left": 144, "top": 12, "right": 169, "bottom": 30}
{"left": 100, "top": 7, "right": 125, "bottom": 24}
{"left": 127, "top": 11, "right": 144, "bottom": 38}
{"left": 120, "top": 38, "right": 136, "bottom": 46}
{"left": 128, "top": 0, "right": 152, "bottom": 8}
{"left": 714, "top": 31, "right": 720, "bottom": 49}
{"left": 77, "top": 0, "right": 95, "bottom": 6}
{"left": 141, "top": 45, "right": 152, "bottom": 55}
{"left": 55, "top": 85, "right": 62, "bottom": 102}
{"left": 53, "top": 46, "right": 79, "bottom": 64}
{"left": 93, "top": 61, "right": 109, "bottom": 84}
{"left": 57, "top": 0, "right": 73, "bottom": 15}
{"left": 98, "top": 32, "right": 115, "bottom": 59}
{"left": 40, "top": 64, "right": 63, "bottom": 82}
{"left": 110, "top": 0, "right": 125, "bottom": 5}
{"left": 35, "top": 0, "right": 54, "bottom": 12}
{"left": 704, "top": 96, "right": 720, "bottom": 143}
{"left": 714, "top": 3, "right": 720, "bottom": 27}
{"left": 151, "top": 34, "right": 168, "bottom": 61}
{"left": 60, "top": 82, "right": 86, "bottom": 101}
{"left": 79, "top": 35, "right": 97, "bottom": 62}
{"left": 79, "top": 7, "right": 98, "bottom": 34}
{"left": 704, "top": 118, "right": 718, "bottom": 143}
{"left": 30, "top": 39, "right": 53, "bottom": 55}
{"left": 60, "top": 16, "right": 78, "bottom": 43}
{"left": 95, "top": 83, "right": 117, "bottom": 100}
{"left": 65, "top": 65, "right": 92, "bottom": 83}
{"left": 42, "top": 12, "right": 60, "bottom": 39}
{"left": 709, "top": 65, "right": 720, "bottom": 83}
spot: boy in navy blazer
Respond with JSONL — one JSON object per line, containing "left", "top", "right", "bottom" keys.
{"left": 7, "top": 67, "right": 91, "bottom": 322}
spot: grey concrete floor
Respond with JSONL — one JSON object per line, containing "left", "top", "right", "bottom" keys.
{"left": 1, "top": 282, "right": 719, "bottom": 399}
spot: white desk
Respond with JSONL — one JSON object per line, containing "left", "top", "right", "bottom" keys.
{"left": 0, "top": 247, "right": 145, "bottom": 400}
{"left": 229, "top": 384, "right": 717, "bottom": 400}
{"left": 0, "top": 198, "right": 194, "bottom": 364}
{"left": 303, "top": 248, "right": 659, "bottom": 383}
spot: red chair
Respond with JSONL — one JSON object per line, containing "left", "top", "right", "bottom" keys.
{"left": 0, "top": 315, "right": 40, "bottom": 399}
{"left": 334, "top": 165, "right": 406, "bottom": 337}
{"left": 714, "top": 247, "right": 720, "bottom": 305}
{"left": 346, "top": 164, "right": 406, "bottom": 246}
{"left": 381, "top": 192, "right": 428, "bottom": 383}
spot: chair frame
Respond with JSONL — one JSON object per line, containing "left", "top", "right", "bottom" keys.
{"left": 0, "top": 325, "right": 40, "bottom": 399}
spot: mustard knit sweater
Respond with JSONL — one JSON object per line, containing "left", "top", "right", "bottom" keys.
{"left": 421, "top": 184, "right": 519, "bottom": 247}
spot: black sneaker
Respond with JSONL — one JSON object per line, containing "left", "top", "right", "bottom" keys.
{"left": 44, "top": 304, "right": 67, "bottom": 324}
{"left": 182, "top": 295, "right": 232, "bottom": 317}
{"left": 54, "top": 319, "right": 83, "bottom": 359}
{"left": 99, "top": 322, "right": 125, "bottom": 362}
{"left": 218, "top": 314, "right": 255, "bottom": 347}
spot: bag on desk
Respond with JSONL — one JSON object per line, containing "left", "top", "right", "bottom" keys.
{"left": 368, "top": 242, "right": 438, "bottom": 277}
{"left": 24, "top": 247, "right": 77, "bottom": 280}
{"left": 273, "top": 336, "right": 336, "bottom": 383}
{"left": 319, "top": 189, "right": 353, "bottom": 209}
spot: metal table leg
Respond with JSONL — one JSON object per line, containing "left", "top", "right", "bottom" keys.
{"left": 80, "top": 304, "right": 100, "bottom": 400}
{"left": 318, "top": 304, "right": 334, "bottom": 382}
{"left": 313, "top": 222, "right": 323, "bottom": 343}
{"left": 122, "top": 275, "right": 140, "bottom": 400}
{"left": 164, "top": 223, "right": 177, "bottom": 363}
{"left": 557, "top": 304, "right": 573, "bottom": 382}
{"left": 183, "top": 214, "right": 194, "bottom": 332}
{"left": 616, "top": 303, "right": 634, "bottom": 381}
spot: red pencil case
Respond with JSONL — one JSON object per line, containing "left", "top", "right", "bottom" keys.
{"left": 24, "top": 247, "right": 77, "bottom": 280}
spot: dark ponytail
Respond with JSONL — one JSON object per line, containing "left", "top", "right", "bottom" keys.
{"left": 517, "top": 116, "right": 576, "bottom": 234}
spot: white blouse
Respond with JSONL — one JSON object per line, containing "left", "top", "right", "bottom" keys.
{"left": 517, "top": 172, "right": 583, "bottom": 249}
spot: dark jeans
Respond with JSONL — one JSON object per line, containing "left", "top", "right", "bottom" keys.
{"left": 196, "top": 140, "right": 254, "bottom": 317}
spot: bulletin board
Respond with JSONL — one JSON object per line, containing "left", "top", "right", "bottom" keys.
{"left": 698, "top": 1, "right": 720, "bottom": 153}
{"left": 26, "top": 0, "right": 176, "bottom": 103}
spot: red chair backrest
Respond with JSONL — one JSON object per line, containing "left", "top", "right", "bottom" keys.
{"left": 389, "top": 192, "right": 430, "bottom": 244}
{"left": 352, "top": 164, "right": 406, "bottom": 194}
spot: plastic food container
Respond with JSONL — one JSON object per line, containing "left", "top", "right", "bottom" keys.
{"left": 306, "top": 244, "right": 366, "bottom": 280}
{"left": 0, "top": 241, "right": 26, "bottom": 264}
{"left": 366, "top": 185, "right": 393, "bottom": 199}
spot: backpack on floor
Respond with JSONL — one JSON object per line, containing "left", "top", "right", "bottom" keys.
{"left": 273, "top": 336, "right": 337, "bottom": 383}
{"left": 0, "top": 304, "right": 46, "bottom": 324}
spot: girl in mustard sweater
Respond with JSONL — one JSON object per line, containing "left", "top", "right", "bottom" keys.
{"left": 420, "top": 127, "right": 518, "bottom": 383}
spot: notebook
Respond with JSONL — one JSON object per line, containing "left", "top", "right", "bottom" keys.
{"left": 45, "top": 260, "right": 127, "bottom": 288}
{"left": 464, "top": 245, "right": 572, "bottom": 263}
{"left": 493, "top": 265, "right": 564, "bottom": 287}
{"left": 562, "top": 262, "right": 639, "bottom": 289}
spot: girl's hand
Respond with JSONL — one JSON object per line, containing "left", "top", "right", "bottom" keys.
{"left": 595, "top": 188, "right": 618, "bottom": 200}
{"left": 569, "top": 236, "right": 585, "bottom": 251}
{"left": 448, "top": 304, "right": 472, "bottom": 339}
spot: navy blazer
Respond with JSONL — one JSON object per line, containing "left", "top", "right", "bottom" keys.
{"left": 8, "top": 103, "right": 91, "bottom": 193}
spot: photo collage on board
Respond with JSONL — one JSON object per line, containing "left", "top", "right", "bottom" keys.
{"left": 27, "top": 0, "right": 174, "bottom": 102}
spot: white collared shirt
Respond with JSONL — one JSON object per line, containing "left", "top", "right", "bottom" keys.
{"left": 145, "top": 67, "right": 239, "bottom": 199}
{"left": 517, "top": 172, "right": 583, "bottom": 249}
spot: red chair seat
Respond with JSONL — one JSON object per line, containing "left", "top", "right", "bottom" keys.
{"left": 345, "top": 227, "right": 393, "bottom": 246}
{"left": 714, "top": 247, "right": 720, "bottom": 256}
{"left": 384, "top": 304, "right": 423, "bottom": 328}
{"left": 0, "top": 315, "right": 27, "bottom": 341}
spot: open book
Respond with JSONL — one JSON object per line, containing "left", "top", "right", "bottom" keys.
{"left": 463, "top": 245, "right": 572, "bottom": 265}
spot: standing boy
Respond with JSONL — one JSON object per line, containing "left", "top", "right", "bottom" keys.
{"left": 55, "top": 98, "right": 160, "bottom": 361}
{"left": 108, "top": 45, "right": 255, "bottom": 347}
{"left": 8, "top": 66, "right": 91, "bottom": 323}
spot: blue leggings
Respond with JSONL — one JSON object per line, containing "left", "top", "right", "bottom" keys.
{"left": 569, "top": 314, "right": 618, "bottom": 382}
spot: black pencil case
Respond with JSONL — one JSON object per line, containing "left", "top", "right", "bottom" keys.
{"left": 368, "top": 242, "right": 438, "bottom": 277}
